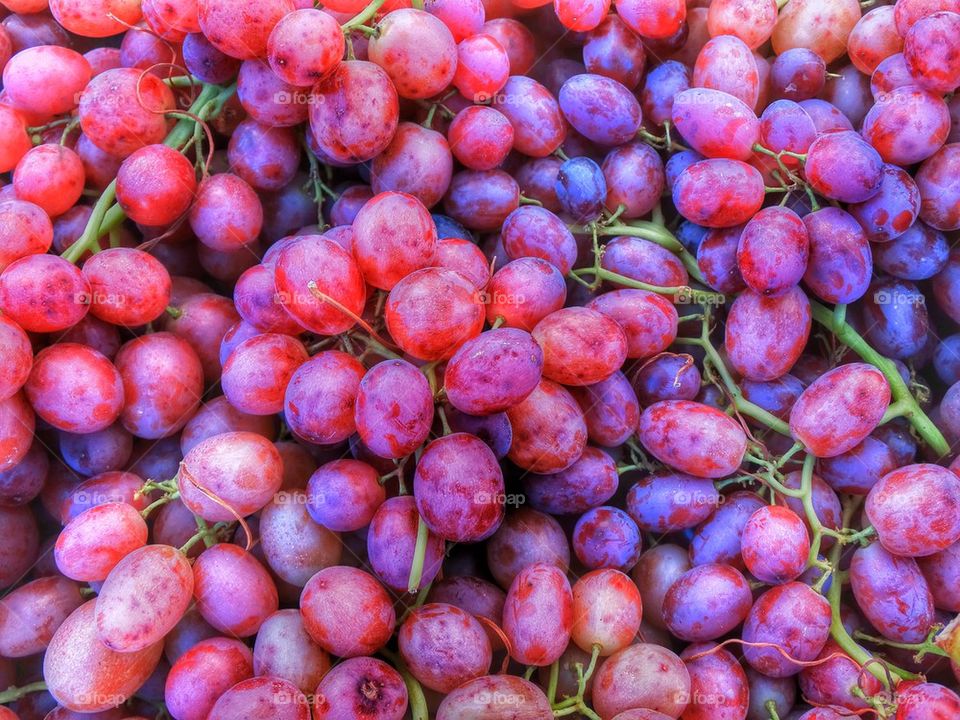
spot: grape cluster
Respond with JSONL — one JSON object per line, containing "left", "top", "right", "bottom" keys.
{"left": 2, "top": 0, "right": 960, "bottom": 719}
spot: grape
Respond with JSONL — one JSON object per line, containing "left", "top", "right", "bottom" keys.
{"left": 625, "top": 471, "right": 721, "bottom": 533}
{"left": 632, "top": 353, "right": 701, "bottom": 406}
{"left": 220, "top": 333, "right": 307, "bottom": 416}
{"left": 366, "top": 494, "right": 443, "bottom": 593}
{"left": 681, "top": 643, "right": 750, "bottom": 720}
{"left": 195, "top": 0, "right": 293, "bottom": 60}
{"left": 54, "top": 502, "right": 147, "bottom": 582}
{"left": 725, "top": 287, "right": 811, "bottom": 381}
{"left": 903, "top": 11, "right": 960, "bottom": 94}
{"left": 585, "top": 15, "right": 647, "bottom": 89}
{"left": 769, "top": 48, "right": 826, "bottom": 102}
{"left": 689, "top": 491, "right": 766, "bottom": 569}
{"left": 805, "top": 130, "right": 883, "bottom": 204}
{"left": 0, "top": 503, "right": 37, "bottom": 587}
{"left": 181, "top": 32, "right": 241, "bottom": 84}
{"left": 522, "top": 450, "right": 617, "bottom": 521}
{"left": 0, "top": 313, "right": 30, "bottom": 402}
{"left": 802, "top": 207, "right": 872, "bottom": 304}
{"left": 672, "top": 158, "right": 765, "bottom": 228}
{"left": 917, "top": 541, "right": 960, "bottom": 612}
{"left": 697, "top": 224, "right": 746, "bottom": 293}
{"left": 166, "top": 293, "right": 243, "bottom": 383}
{"left": 308, "top": 60, "right": 400, "bottom": 164}
{"left": 84, "top": 248, "right": 173, "bottom": 327}
{"left": 259, "top": 492, "right": 342, "bottom": 586}
{"left": 0, "top": 200, "right": 52, "bottom": 273}
{"left": 848, "top": 164, "right": 921, "bottom": 244}
{"left": 11, "top": 143, "right": 82, "bottom": 217}
{"left": 739, "top": 207, "right": 810, "bottom": 295}
{"left": 25, "top": 344, "right": 123, "bottom": 434}
{"left": 0, "top": 105, "right": 31, "bottom": 174}
{"left": 265, "top": 9, "right": 343, "bottom": 88}
{"left": 569, "top": 568, "right": 641, "bottom": 657}
{"left": 776, "top": 469, "right": 842, "bottom": 539}
{"left": 386, "top": 267, "right": 484, "bottom": 360}
{"left": 352, "top": 191, "right": 438, "bottom": 291}
{"left": 486, "top": 257, "right": 566, "bottom": 330}
{"left": 740, "top": 375, "right": 803, "bottom": 422}
{"left": 771, "top": 0, "right": 860, "bottom": 63}
{"left": 558, "top": 74, "right": 642, "bottom": 147}
{"left": 531, "top": 306, "right": 627, "bottom": 387}
{"left": 95, "top": 544, "right": 193, "bottom": 652}
{"left": 571, "top": 371, "right": 640, "bottom": 447}
{"left": 300, "top": 566, "right": 396, "bottom": 657}
{"left": 873, "top": 221, "right": 949, "bottom": 280}
{"left": 178, "top": 431, "right": 283, "bottom": 522}
{"left": 573, "top": 506, "right": 642, "bottom": 571}
{"left": 453, "top": 33, "right": 510, "bottom": 102}
{"left": 0, "top": 576, "right": 83, "bottom": 658}
{"left": 870, "top": 52, "right": 915, "bottom": 98}
{"left": 274, "top": 236, "right": 365, "bottom": 335}
{"left": 915, "top": 143, "right": 960, "bottom": 231}
{"left": 865, "top": 463, "right": 960, "bottom": 557}
{"left": 116, "top": 144, "right": 197, "bottom": 228}
{"left": 446, "top": 329, "right": 542, "bottom": 416}
{"left": 862, "top": 86, "right": 950, "bottom": 166}
{"left": 592, "top": 643, "right": 691, "bottom": 718}
{"left": 671, "top": 88, "right": 759, "bottom": 161}
{"left": 486, "top": 508, "right": 569, "bottom": 589}
{"left": 505, "top": 377, "right": 587, "bottom": 474}
{"left": 193, "top": 543, "right": 278, "bottom": 637}
{"left": 252, "top": 610, "right": 330, "bottom": 696}
{"left": 494, "top": 76, "right": 566, "bottom": 157}
{"left": 639, "top": 400, "right": 748, "bottom": 478}
{"left": 746, "top": 669, "right": 796, "bottom": 720}
{"left": 662, "top": 563, "right": 752, "bottom": 641}
{"left": 284, "top": 352, "right": 366, "bottom": 445}
{"left": 482, "top": 17, "right": 535, "bottom": 74}
{"left": 436, "top": 676, "right": 551, "bottom": 719}
{"left": 235, "top": 59, "right": 308, "bottom": 128}
{"left": 861, "top": 278, "right": 929, "bottom": 360}
{"left": 693, "top": 35, "right": 760, "bottom": 107}
{"left": 424, "top": 0, "right": 484, "bottom": 40}
{"left": 206, "top": 677, "right": 309, "bottom": 720}
{"left": 894, "top": 683, "right": 960, "bottom": 719}
{"left": 0, "top": 438, "right": 47, "bottom": 505}
{"left": 614, "top": 0, "right": 685, "bottom": 38}
{"left": 601, "top": 143, "right": 664, "bottom": 221}
{"left": 502, "top": 562, "right": 572, "bottom": 666}
{"left": 305, "top": 459, "right": 384, "bottom": 534}
{"left": 165, "top": 637, "right": 254, "bottom": 720}
{"left": 435, "top": 238, "right": 489, "bottom": 290}
{"left": 180, "top": 398, "right": 276, "bottom": 457}
{"left": 501, "top": 206, "right": 576, "bottom": 275}
{"left": 601, "top": 236, "right": 689, "bottom": 291}
{"left": 741, "top": 505, "right": 811, "bottom": 584}
{"left": 399, "top": 603, "right": 492, "bottom": 693}
{"left": 61, "top": 470, "right": 150, "bottom": 523}
{"left": 555, "top": 156, "right": 607, "bottom": 221}
{"left": 742, "top": 582, "right": 831, "bottom": 677}
{"left": 707, "top": 0, "right": 777, "bottom": 49}
{"left": 796, "top": 639, "right": 882, "bottom": 712}
{"left": 629, "top": 544, "right": 688, "bottom": 630}
{"left": 44, "top": 601, "right": 163, "bottom": 712}
{"left": 789, "top": 363, "right": 891, "bottom": 458}
{"left": 446, "top": 106, "right": 513, "bottom": 173}
{"left": 78, "top": 68, "right": 176, "bottom": 158}
{"left": 354, "top": 359, "right": 434, "bottom": 459}
{"left": 849, "top": 542, "right": 934, "bottom": 642}
{"left": 2, "top": 45, "right": 90, "bottom": 116}
{"left": 0, "top": 254, "right": 89, "bottom": 333}
{"left": 227, "top": 121, "right": 300, "bottom": 193}
{"left": 372, "top": 123, "right": 453, "bottom": 207}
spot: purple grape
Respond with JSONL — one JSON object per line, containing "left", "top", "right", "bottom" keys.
{"left": 573, "top": 506, "right": 642, "bottom": 571}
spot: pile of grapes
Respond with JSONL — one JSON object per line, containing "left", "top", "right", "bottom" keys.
{"left": 3, "top": 0, "right": 960, "bottom": 717}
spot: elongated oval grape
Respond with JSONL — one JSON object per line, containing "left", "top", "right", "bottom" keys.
{"left": 55, "top": 502, "right": 148, "bottom": 582}
{"left": 398, "top": 603, "right": 492, "bottom": 693}
{"left": 662, "top": 563, "right": 753, "bottom": 641}
{"left": 789, "top": 363, "right": 891, "bottom": 458}
{"left": 672, "top": 159, "right": 764, "bottom": 228}
{"left": 44, "top": 601, "right": 164, "bottom": 713}
{"left": 0, "top": 576, "right": 83, "bottom": 658}
{"left": 95, "top": 544, "right": 194, "bottom": 652}
{"left": 506, "top": 378, "right": 587, "bottom": 474}
{"left": 725, "top": 287, "right": 811, "bottom": 382}
{"left": 192, "top": 544, "right": 278, "bottom": 637}
{"left": 639, "top": 400, "right": 747, "bottom": 478}
{"left": 502, "top": 562, "right": 573, "bottom": 666}
{"left": 592, "top": 643, "right": 691, "bottom": 719}
{"left": 742, "top": 582, "right": 831, "bottom": 677}
{"left": 165, "top": 637, "right": 254, "bottom": 720}
{"left": 436, "top": 676, "right": 552, "bottom": 719}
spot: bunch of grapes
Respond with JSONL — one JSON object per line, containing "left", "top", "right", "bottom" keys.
{"left": 2, "top": 0, "right": 960, "bottom": 719}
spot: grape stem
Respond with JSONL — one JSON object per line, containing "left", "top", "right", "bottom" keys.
{"left": 0, "top": 681, "right": 47, "bottom": 704}
{"left": 828, "top": 494, "right": 916, "bottom": 685}
{"left": 341, "top": 0, "right": 386, "bottom": 32}
{"left": 550, "top": 644, "right": 602, "bottom": 719}
{"left": 808, "top": 300, "right": 949, "bottom": 457}
{"left": 379, "top": 649, "right": 429, "bottom": 720}
{"left": 407, "top": 514, "right": 431, "bottom": 593}
{"left": 853, "top": 628, "right": 950, "bottom": 661}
